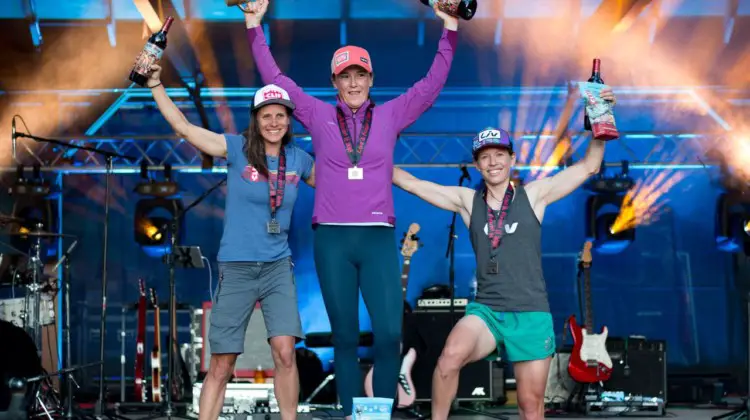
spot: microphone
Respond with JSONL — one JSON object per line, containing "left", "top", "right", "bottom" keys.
{"left": 460, "top": 165, "right": 471, "bottom": 181}
{"left": 11, "top": 116, "right": 16, "bottom": 161}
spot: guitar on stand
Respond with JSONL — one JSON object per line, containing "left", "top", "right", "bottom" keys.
{"left": 167, "top": 293, "right": 191, "bottom": 401}
{"left": 567, "top": 241, "right": 613, "bottom": 383}
{"left": 149, "top": 288, "right": 162, "bottom": 403}
{"left": 364, "top": 223, "right": 421, "bottom": 408}
{"left": 134, "top": 279, "right": 147, "bottom": 402}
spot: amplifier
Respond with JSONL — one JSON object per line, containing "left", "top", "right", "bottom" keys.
{"left": 404, "top": 311, "right": 494, "bottom": 402}
{"left": 603, "top": 337, "right": 667, "bottom": 402}
{"left": 191, "top": 302, "right": 274, "bottom": 378}
{"left": 415, "top": 299, "right": 468, "bottom": 310}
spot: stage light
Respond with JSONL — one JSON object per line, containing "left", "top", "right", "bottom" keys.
{"left": 134, "top": 164, "right": 184, "bottom": 258}
{"left": 134, "top": 198, "right": 184, "bottom": 258}
{"left": 9, "top": 164, "right": 59, "bottom": 257}
{"left": 584, "top": 161, "right": 636, "bottom": 254}
{"left": 715, "top": 191, "right": 750, "bottom": 254}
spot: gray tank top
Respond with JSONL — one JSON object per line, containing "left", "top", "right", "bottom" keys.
{"left": 469, "top": 185, "right": 550, "bottom": 313}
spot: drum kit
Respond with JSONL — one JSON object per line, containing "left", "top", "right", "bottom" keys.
{"left": 0, "top": 212, "right": 91, "bottom": 420}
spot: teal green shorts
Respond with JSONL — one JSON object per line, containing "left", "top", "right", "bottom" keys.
{"left": 465, "top": 302, "right": 556, "bottom": 363}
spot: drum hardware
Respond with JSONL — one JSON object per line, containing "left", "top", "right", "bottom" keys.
{"left": 0, "top": 214, "right": 24, "bottom": 226}
{"left": 12, "top": 120, "right": 138, "bottom": 420}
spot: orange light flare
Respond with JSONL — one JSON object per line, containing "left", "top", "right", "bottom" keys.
{"left": 714, "top": 135, "right": 750, "bottom": 184}
{"left": 609, "top": 166, "right": 688, "bottom": 235}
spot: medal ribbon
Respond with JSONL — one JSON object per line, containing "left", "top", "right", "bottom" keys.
{"left": 336, "top": 102, "right": 375, "bottom": 167}
{"left": 268, "top": 146, "right": 287, "bottom": 220}
{"left": 486, "top": 184, "right": 515, "bottom": 251}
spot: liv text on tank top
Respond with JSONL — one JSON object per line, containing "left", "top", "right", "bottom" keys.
{"left": 267, "top": 146, "right": 286, "bottom": 234}
{"left": 469, "top": 185, "right": 550, "bottom": 313}
{"left": 336, "top": 102, "right": 374, "bottom": 181}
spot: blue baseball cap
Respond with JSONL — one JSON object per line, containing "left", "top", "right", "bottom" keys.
{"left": 472, "top": 127, "right": 514, "bottom": 158}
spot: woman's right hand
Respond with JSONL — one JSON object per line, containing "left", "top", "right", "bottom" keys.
{"left": 147, "top": 64, "right": 162, "bottom": 88}
{"left": 243, "top": 0, "right": 268, "bottom": 29}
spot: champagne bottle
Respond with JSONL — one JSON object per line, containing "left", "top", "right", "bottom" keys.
{"left": 129, "top": 17, "right": 175, "bottom": 87}
{"left": 583, "top": 58, "right": 603, "bottom": 131}
{"left": 420, "top": 0, "right": 478, "bottom": 21}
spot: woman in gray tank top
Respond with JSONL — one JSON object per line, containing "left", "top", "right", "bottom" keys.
{"left": 392, "top": 86, "right": 615, "bottom": 420}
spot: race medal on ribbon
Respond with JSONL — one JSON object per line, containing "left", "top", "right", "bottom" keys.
{"left": 267, "top": 219, "right": 281, "bottom": 234}
{"left": 348, "top": 166, "right": 364, "bottom": 180}
{"left": 486, "top": 258, "right": 499, "bottom": 275}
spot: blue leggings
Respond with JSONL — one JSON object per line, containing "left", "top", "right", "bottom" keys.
{"left": 313, "top": 225, "right": 403, "bottom": 415}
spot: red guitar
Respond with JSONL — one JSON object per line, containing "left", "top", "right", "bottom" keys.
{"left": 364, "top": 223, "right": 421, "bottom": 407}
{"left": 149, "top": 289, "right": 162, "bottom": 402}
{"left": 567, "top": 241, "right": 613, "bottom": 383}
{"left": 134, "top": 279, "right": 147, "bottom": 402}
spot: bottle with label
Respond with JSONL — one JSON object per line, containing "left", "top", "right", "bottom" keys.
{"left": 583, "top": 58, "right": 604, "bottom": 131}
{"left": 129, "top": 16, "right": 174, "bottom": 87}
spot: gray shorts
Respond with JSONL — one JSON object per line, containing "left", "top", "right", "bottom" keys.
{"left": 209, "top": 257, "right": 304, "bottom": 354}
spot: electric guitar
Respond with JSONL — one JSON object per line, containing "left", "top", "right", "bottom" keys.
{"left": 364, "top": 223, "right": 421, "bottom": 407}
{"left": 149, "top": 289, "right": 162, "bottom": 402}
{"left": 134, "top": 279, "right": 147, "bottom": 402}
{"left": 567, "top": 241, "right": 613, "bottom": 383}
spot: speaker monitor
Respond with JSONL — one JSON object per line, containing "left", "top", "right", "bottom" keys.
{"left": 603, "top": 338, "right": 667, "bottom": 401}
{"left": 404, "top": 311, "right": 494, "bottom": 402}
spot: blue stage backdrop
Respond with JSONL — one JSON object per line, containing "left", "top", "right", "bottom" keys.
{"left": 26, "top": 164, "right": 743, "bottom": 383}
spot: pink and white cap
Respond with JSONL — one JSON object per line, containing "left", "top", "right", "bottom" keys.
{"left": 331, "top": 45, "right": 373, "bottom": 75}
{"left": 252, "top": 84, "right": 295, "bottom": 112}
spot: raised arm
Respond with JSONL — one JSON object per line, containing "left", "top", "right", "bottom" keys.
{"left": 525, "top": 88, "right": 617, "bottom": 206}
{"left": 148, "top": 65, "right": 226, "bottom": 157}
{"left": 244, "top": 0, "right": 323, "bottom": 129}
{"left": 393, "top": 167, "right": 474, "bottom": 221}
{"left": 386, "top": 7, "right": 458, "bottom": 132}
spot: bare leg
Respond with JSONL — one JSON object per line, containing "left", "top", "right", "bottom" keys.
{"left": 270, "top": 336, "right": 299, "bottom": 420}
{"left": 431, "top": 315, "right": 497, "bottom": 420}
{"left": 514, "top": 358, "right": 552, "bottom": 420}
{"left": 198, "top": 354, "right": 238, "bottom": 420}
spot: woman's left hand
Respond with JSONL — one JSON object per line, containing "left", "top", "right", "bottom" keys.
{"left": 600, "top": 88, "right": 617, "bottom": 106}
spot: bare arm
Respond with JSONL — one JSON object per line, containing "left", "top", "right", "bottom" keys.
{"left": 526, "top": 139, "right": 604, "bottom": 206}
{"left": 148, "top": 66, "right": 226, "bottom": 157}
{"left": 393, "top": 167, "right": 473, "bottom": 214}
{"left": 304, "top": 164, "right": 316, "bottom": 188}
{"left": 526, "top": 88, "right": 617, "bottom": 206}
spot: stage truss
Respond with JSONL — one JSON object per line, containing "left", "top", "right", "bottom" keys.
{"left": 4, "top": 84, "right": 744, "bottom": 173}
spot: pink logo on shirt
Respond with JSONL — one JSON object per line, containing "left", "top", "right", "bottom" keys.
{"left": 242, "top": 166, "right": 301, "bottom": 186}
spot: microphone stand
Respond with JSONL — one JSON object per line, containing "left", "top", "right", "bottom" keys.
{"left": 149, "top": 177, "right": 226, "bottom": 420}
{"left": 445, "top": 168, "right": 469, "bottom": 324}
{"left": 16, "top": 131, "right": 136, "bottom": 420}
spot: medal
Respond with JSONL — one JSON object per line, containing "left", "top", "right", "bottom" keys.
{"left": 267, "top": 219, "right": 281, "bottom": 234}
{"left": 267, "top": 147, "right": 286, "bottom": 235}
{"left": 348, "top": 166, "right": 364, "bottom": 180}
{"left": 336, "top": 103, "right": 374, "bottom": 181}
{"left": 486, "top": 258, "right": 499, "bottom": 275}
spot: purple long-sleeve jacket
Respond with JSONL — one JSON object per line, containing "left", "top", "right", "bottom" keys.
{"left": 247, "top": 26, "right": 457, "bottom": 225}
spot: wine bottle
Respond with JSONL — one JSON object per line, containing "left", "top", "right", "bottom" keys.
{"left": 420, "top": 0, "right": 478, "bottom": 21}
{"left": 583, "top": 58, "right": 603, "bottom": 131}
{"left": 129, "top": 17, "right": 174, "bottom": 87}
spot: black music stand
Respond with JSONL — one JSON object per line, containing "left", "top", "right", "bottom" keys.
{"left": 445, "top": 165, "right": 471, "bottom": 322}
{"left": 14, "top": 123, "right": 137, "bottom": 420}
{"left": 144, "top": 178, "right": 225, "bottom": 420}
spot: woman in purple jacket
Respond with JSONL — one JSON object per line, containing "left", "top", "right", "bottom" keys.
{"left": 243, "top": 1, "right": 458, "bottom": 414}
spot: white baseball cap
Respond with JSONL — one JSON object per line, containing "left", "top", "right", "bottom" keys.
{"left": 252, "top": 84, "right": 295, "bottom": 112}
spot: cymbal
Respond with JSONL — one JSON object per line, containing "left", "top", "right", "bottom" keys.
{"left": 6, "top": 231, "right": 76, "bottom": 239}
